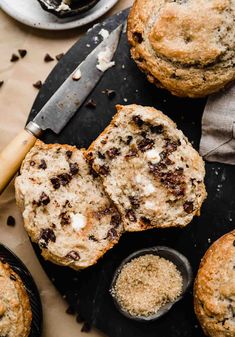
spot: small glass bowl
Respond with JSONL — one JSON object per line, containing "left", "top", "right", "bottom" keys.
{"left": 110, "top": 246, "right": 193, "bottom": 322}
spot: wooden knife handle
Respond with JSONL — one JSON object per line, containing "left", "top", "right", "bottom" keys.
{"left": 0, "top": 129, "right": 37, "bottom": 194}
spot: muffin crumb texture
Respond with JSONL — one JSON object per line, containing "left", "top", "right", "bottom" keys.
{"left": 112, "top": 254, "right": 183, "bottom": 317}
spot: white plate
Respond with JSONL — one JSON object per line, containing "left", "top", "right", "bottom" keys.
{"left": 0, "top": 0, "right": 119, "bottom": 30}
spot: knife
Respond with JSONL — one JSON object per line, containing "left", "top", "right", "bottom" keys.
{"left": 0, "top": 24, "right": 122, "bottom": 195}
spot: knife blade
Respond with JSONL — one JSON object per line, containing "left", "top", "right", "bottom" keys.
{"left": 0, "top": 24, "right": 122, "bottom": 194}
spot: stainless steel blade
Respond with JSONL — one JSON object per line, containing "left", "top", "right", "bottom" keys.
{"left": 33, "top": 24, "right": 122, "bottom": 134}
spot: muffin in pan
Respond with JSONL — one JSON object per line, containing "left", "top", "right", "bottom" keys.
{"left": 127, "top": 0, "right": 235, "bottom": 98}
{"left": 194, "top": 230, "right": 235, "bottom": 337}
{"left": 0, "top": 260, "right": 32, "bottom": 337}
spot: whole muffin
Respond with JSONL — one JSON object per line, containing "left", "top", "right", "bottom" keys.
{"left": 127, "top": 0, "right": 235, "bottom": 98}
{"left": 194, "top": 230, "right": 235, "bottom": 337}
{"left": 0, "top": 261, "right": 32, "bottom": 337}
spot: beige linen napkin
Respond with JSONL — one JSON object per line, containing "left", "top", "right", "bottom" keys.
{"left": 200, "top": 85, "right": 235, "bottom": 165}
{"left": 0, "top": 1, "right": 133, "bottom": 336}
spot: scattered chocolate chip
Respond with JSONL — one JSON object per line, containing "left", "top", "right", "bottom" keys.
{"left": 44, "top": 53, "right": 54, "bottom": 62}
{"left": 0, "top": 81, "right": 4, "bottom": 88}
{"left": 125, "top": 209, "right": 137, "bottom": 222}
{"left": 38, "top": 159, "right": 47, "bottom": 170}
{"left": 132, "top": 115, "right": 144, "bottom": 127}
{"left": 10, "top": 274, "right": 17, "bottom": 281}
{"left": 126, "top": 135, "right": 133, "bottom": 145}
{"left": 125, "top": 145, "right": 138, "bottom": 158}
{"left": 81, "top": 322, "right": 91, "bottom": 333}
{"left": 7, "top": 215, "right": 15, "bottom": 227}
{"left": 66, "top": 150, "right": 72, "bottom": 159}
{"left": 107, "top": 228, "right": 118, "bottom": 240}
{"left": 110, "top": 213, "right": 121, "bottom": 228}
{"left": 10, "top": 53, "right": 19, "bottom": 62}
{"left": 102, "top": 89, "right": 116, "bottom": 99}
{"left": 98, "top": 151, "right": 105, "bottom": 159}
{"left": 85, "top": 99, "right": 96, "bottom": 109}
{"left": 38, "top": 192, "right": 50, "bottom": 206}
{"left": 129, "top": 196, "right": 140, "bottom": 209}
{"left": 89, "top": 166, "right": 99, "bottom": 178}
{"left": 66, "top": 306, "right": 75, "bottom": 315}
{"left": 137, "top": 138, "right": 154, "bottom": 152}
{"left": 88, "top": 235, "right": 98, "bottom": 242}
{"left": 56, "top": 53, "right": 64, "bottom": 61}
{"left": 140, "top": 217, "right": 151, "bottom": 225}
{"left": 133, "top": 32, "right": 143, "bottom": 43}
{"left": 33, "top": 80, "right": 42, "bottom": 89}
{"left": 76, "top": 313, "right": 85, "bottom": 323}
{"left": 183, "top": 201, "right": 194, "bottom": 214}
{"left": 66, "top": 251, "right": 80, "bottom": 261}
{"left": 30, "top": 160, "right": 35, "bottom": 166}
{"left": 39, "top": 228, "right": 56, "bottom": 248}
{"left": 150, "top": 125, "right": 164, "bottom": 134}
{"left": 60, "top": 212, "right": 71, "bottom": 226}
{"left": 165, "top": 139, "right": 181, "bottom": 153}
{"left": 58, "top": 173, "right": 72, "bottom": 186}
{"left": 98, "top": 165, "right": 110, "bottom": 176}
{"left": 18, "top": 49, "right": 27, "bottom": 58}
{"left": 64, "top": 200, "right": 72, "bottom": 208}
{"left": 106, "top": 147, "right": 120, "bottom": 159}
{"left": 69, "top": 163, "right": 79, "bottom": 175}
{"left": 50, "top": 177, "right": 60, "bottom": 189}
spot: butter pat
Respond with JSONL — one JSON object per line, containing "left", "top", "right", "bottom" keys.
{"left": 96, "top": 47, "right": 115, "bottom": 72}
{"left": 71, "top": 213, "right": 86, "bottom": 232}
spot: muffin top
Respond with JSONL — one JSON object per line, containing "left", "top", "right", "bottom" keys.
{"left": 0, "top": 261, "right": 32, "bottom": 337}
{"left": 128, "top": 0, "right": 235, "bottom": 97}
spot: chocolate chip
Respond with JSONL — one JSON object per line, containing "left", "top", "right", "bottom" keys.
{"left": 125, "top": 145, "right": 138, "bottom": 158}
{"left": 44, "top": 53, "right": 54, "bottom": 62}
{"left": 98, "top": 151, "right": 105, "bottom": 159}
{"left": 10, "top": 53, "right": 19, "bottom": 62}
{"left": 30, "top": 160, "right": 35, "bottom": 166}
{"left": 66, "top": 251, "right": 80, "bottom": 261}
{"left": 39, "top": 228, "right": 56, "bottom": 248}
{"left": 60, "top": 212, "right": 71, "bottom": 226}
{"left": 98, "top": 165, "right": 110, "bottom": 176}
{"left": 66, "top": 150, "right": 72, "bottom": 159}
{"left": 88, "top": 235, "right": 98, "bottom": 242}
{"left": 38, "top": 192, "right": 50, "bottom": 206}
{"left": 58, "top": 173, "right": 72, "bottom": 186}
{"left": 33, "top": 80, "right": 42, "bottom": 89}
{"left": 0, "top": 81, "right": 4, "bottom": 88}
{"left": 66, "top": 306, "right": 75, "bottom": 315}
{"left": 81, "top": 322, "right": 91, "bottom": 333}
{"left": 106, "top": 147, "right": 120, "bottom": 159}
{"left": 140, "top": 217, "right": 151, "bottom": 225}
{"left": 89, "top": 166, "right": 99, "bottom": 178}
{"left": 165, "top": 139, "right": 181, "bottom": 153}
{"left": 132, "top": 115, "right": 144, "bottom": 127}
{"left": 10, "top": 274, "right": 17, "bottom": 281}
{"left": 102, "top": 89, "right": 116, "bottom": 99}
{"left": 107, "top": 228, "right": 118, "bottom": 240}
{"left": 110, "top": 213, "right": 121, "bottom": 228}
{"left": 125, "top": 209, "right": 137, "bottom": 222}
{"left": 183, "top": 201, "right": 194, "bottom": 214}
{"left": 133, "top": 32, "right": 143, "bottom": 43}
{"left": 129, "top": 196, "right": 140, "bottom": 209}
{"left": 85, "top": 99, "right": 96, "bottom": 108}
{"left": 50, "top": 177, "right": 60, "bottom": 189}
{"left": 69, "top": 163, "right": 79, "bottom": 175}
{"left": 18, "top": 49, "right": 27, "bottom": 58}
{"left": 126, "top": 135, "right": 133, "bottom": 145}
{"left": 7, "top": 215, "right": 15, "bottom": 227}
{"left": 150, "top": 125, "right": 164, "bottom": 134}
{"left": 38, "top": 159, "right": 47, "bottom": 170}
{"left": 137, "top": 138, "right": 154, "bottom": 152}
{"left": 56, "top": 53, "right": 64, "bottom": 61}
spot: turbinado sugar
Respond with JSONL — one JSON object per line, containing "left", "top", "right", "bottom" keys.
{"left": 112, "top": 254, "right": 183, "bottom": 317}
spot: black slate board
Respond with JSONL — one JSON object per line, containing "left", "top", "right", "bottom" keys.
{"left": 28, "top": 8, "right": 235, "bottom": 337}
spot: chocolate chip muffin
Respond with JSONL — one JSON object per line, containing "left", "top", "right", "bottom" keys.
{"left": 87, "top": 104, "right": 206, "bottom": 231}
{"left": 127, "top": 0, "right": 235, "bottom": 98}
{"left": 0, "top": 261, "right": 32, "bottom": 337}
{"left": 15, "top": 141, "right": 123, "bottom": 270}
{"left": 194, "top": 230, "right": 235, "bottom": 337}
